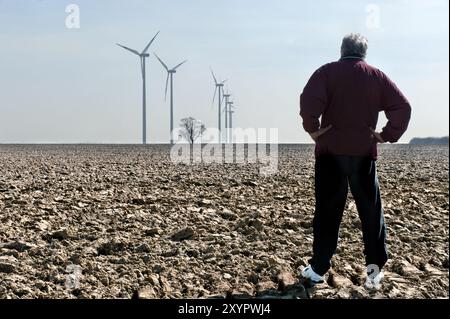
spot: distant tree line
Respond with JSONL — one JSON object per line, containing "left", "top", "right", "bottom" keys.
{"left": 409, "top": 136, "right": 449, "bottom": 145}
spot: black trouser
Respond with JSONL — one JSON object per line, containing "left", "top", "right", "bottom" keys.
{"left": 310, "top": 155, "right": 388, "bottom": 276}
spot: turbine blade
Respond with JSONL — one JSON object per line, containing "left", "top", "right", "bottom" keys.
{"left": 211, "top": 87, "right": 218, "bottom": 109}
{"left": 142, "top": 31, "right": 160, "bottom": 54}
{"left": 116, "top": 43, "right": 140, "bottom": 56}
{"left": 210, "top": 68, "right": 218, "bottom": 85}
{"left": 164, "top": 73, "right": 169, "bottom": 101}
{"left": 154, "top": 53, "right": 169, "bottom": 71}
{"left": 172, "top": 60, "right": 188, "bottom": 70}
{"left": 221, "top": 79, "right": 228, "bottom": 84}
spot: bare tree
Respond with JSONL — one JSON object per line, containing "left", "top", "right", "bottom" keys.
{"left": 179, "top": 117, "right": 206, "bottom": 144}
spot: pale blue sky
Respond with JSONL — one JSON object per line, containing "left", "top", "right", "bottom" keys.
{"left": 0, "top": 0, "right": 448, "bottom": 143}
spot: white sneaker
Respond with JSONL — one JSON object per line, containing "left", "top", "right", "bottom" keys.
{"left": 364, "top": 271, "right": 384, "bottom": 290}
{"left": 301, "top": 265, "right": 325, "bottom": 284}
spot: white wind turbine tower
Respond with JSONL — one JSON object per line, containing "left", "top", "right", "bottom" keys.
{"left": 116, "top": 31, "right": 159, "bottom": 144}
{"left": 222, "top": 90, "right": 231, "bottom": 143}
{"left": 227, "top": 101, "right": 237, "bottom": 143}
{"left": 210, "top": 68, "right": 227, "bottom": 143}
{"left": 154, "top": 53, "right": 187, "bottom": 145}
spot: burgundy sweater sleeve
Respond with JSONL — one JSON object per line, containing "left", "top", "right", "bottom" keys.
{"left": 379, "top": 73, "right": 412, "bottom": 143}
{"left": 299, "top": 67, "right": 328, "bottom": 134}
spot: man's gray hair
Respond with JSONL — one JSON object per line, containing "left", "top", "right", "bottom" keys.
{"left": 341, "top": 33, "right": 368, "bottom": 59}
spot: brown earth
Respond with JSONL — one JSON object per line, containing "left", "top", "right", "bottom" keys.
{"left": 0, "top": 144, "right": 448, "bottom": 299}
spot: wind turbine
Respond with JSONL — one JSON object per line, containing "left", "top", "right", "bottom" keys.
{"left": 222, "top": 90, "right": 231, "bottom": 143}
{"left": 116, "top": 31, "right": 159, "bottom": 144}
{"left": 210, "top": 68, "right": 226, "bottom": 143}
{"left": 154, "top": 53, "right": 187, "bottom": 144}
{"left": 227, "top": 101, "right": 236, "bottom": 143}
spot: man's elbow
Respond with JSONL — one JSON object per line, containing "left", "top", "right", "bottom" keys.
{"left": 405, "top": 102, "right": 412, "bottom": 122}
{"left": 401, "top": 102, "right": 412, "bottom": 138}
{"left": 301, "top": 118, "right": 320, "bottom": 134}
{"left": 384, "top": 103, "right": 412, "bottom": 143}
{"left": 381, "top": 124, "right": 410, "bottom": 144}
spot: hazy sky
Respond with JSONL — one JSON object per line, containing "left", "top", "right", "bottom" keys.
{"left": 0, "top": 0, "right": 448, "bottom": 143}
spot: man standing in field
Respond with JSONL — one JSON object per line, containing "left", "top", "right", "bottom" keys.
{"left": 299, "top": 33, "right": 411, "bottom": 289}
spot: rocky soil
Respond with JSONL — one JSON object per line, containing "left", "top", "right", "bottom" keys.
{"left": 0, "top": 144, "right": 448, "bottom": 299}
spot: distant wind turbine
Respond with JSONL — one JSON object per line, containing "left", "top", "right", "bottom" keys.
{"left": 210, "top": 68, "right": 227, "bottom": 143}
{"left": 228, "top": 101, "right": 236, "bottom": 143}
{"left": 154, "top": 53, "right": 187, "bottom": 145}
{"left": 222, "top": 90, "right": 231, "bottom": 143}
{"left": 116, "top": 31, "right": 159, "bottom": 144}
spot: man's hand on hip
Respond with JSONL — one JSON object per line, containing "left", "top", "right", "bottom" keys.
{"left": 370, "top": 127, "right": 385, "bottom": 143}
{"left": 309, "top": 125, "right": 332, "bottom": 142}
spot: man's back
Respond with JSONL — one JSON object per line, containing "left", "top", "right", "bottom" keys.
{"left": 300, "top": 57, "right": 411, "bottom": 158}
{"left": 299, "top": 33, "right": 412, "bottom": 290}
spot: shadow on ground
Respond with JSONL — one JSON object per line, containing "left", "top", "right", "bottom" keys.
{"left": 207, "top": 279, "right": 315, "bottom": 299}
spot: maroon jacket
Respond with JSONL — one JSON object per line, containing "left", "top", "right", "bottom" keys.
{"left": 300, "top": 57, "right": 411, "bottom": 159}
